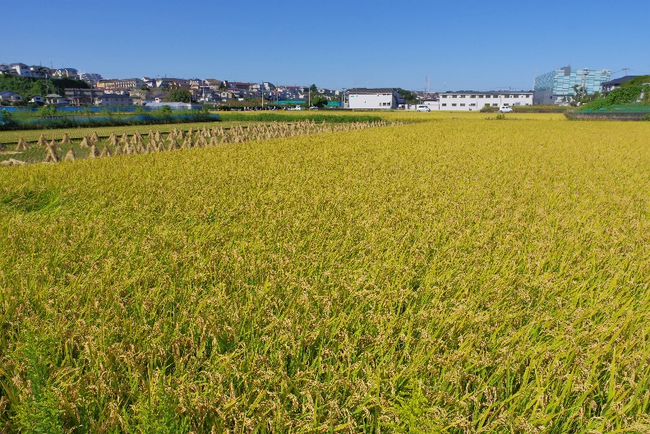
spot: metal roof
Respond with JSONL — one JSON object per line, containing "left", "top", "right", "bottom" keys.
{"left": 441, "top": 90, "right": 532, "bottom": 95}
{"left": 600, "top": 76, "right": 638, "bottom": 86}
{"left": 347, "top": 88, "right": 397, "bottom": 94}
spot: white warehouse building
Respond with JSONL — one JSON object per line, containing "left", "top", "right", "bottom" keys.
{"left": 347, "top": 88, "right": 401, "bottom": 109}
{"left": 427, "top": 91, "right": 533, "bottom": 111}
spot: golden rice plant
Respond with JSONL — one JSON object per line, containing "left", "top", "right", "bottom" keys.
{"left": 2, "top": 116, "right": 650, "bottom": 432}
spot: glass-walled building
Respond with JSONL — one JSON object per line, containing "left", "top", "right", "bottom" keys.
{"left": 534, "top": 66, "right": 611, "bottom": 104}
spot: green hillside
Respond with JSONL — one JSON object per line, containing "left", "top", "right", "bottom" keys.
{"left": 0, "top": 75, "right": 89, "bottom": 102}
{"left": 579, "top": 80, "right": 650, "bottom": 111}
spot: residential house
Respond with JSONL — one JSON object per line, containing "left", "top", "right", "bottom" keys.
{"left": 10, "top": 63, "right": 32, "bottom": 77}
{"left": 189, "top": 79, "right": 204, "bottom": 89}
{"left": 94, "top": 94, "right": 133, "bottom": 106}
{"left": 318, "top": 88, "right": 337, "bottom": 99}
{"left": 0, "top": 91, "right": 23, "bottom": 103}
{"left": 46, "top": 94, "right": 68, "bottom": 105}
{"left": 64, "top": 88, "right": 105, "bottom": 106}
{"left": 154, "top": 78, "right": 189, "bottom": 90}
{"left": 55, "top": 68, "right": 79, "bottom": 79}
{"left": 600, "top": 76, "right": 639, "bottom": 94}
{"left": 195, "top": 87, "right": 216, "bottom": 102}
{"left": 230, "top": 82, "right": 253, "bottom": 92}
{"left": 97, "top": 78, "right": 145, "bottom": 90}
{"left": 141, "top": 77, "right": 156, "bottom": 88}
{"left": 148, "top": 93, "right": 166, "bottom": 103}
{"left": 282, "top": 85, "right": 303, "bottom": 100}
{"left": 220, "top": 90, "right": 243, "bottom": 100}
{"left": 29, "top": 66, "right": 52, "bottom": 78}
{"left": 205, "top": 79, "right": 223, "bottom": 90}
{"left": 80, "top": 72, "right": 104, "bottom": 87}
{"left": 1, "top": 63, "right": 52, "bottom": 77}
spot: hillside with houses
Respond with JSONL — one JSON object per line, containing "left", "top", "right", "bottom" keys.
{"left": 0, "top": 62, "right": 343, "bottom": 109}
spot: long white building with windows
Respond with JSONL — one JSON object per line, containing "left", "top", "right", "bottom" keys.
{"left": 424, "top": 91, "right": 533, "bottom": 111}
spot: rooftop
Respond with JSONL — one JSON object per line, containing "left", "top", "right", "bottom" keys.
{"left": 441, "top": 90, "right": 533, "bottom": 95}
{"left": 347, "top": 88, "right": 397, "bottom": 94}
{"left": 601, "top": 76, "right": 638, "bottom": 86}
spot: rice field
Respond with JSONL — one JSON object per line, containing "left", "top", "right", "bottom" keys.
{"left": 1, "top": 113, "right": 650, "bottom": 432}
{"left": 0, "top": 119, "right": 392, "bottom": 165}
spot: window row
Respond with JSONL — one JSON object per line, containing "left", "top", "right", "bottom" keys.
{"left": 441, "top": 94, "right": 528, "bottom": 99}
{"left": 441, "top": 103, "right": 500, "bottom": 107}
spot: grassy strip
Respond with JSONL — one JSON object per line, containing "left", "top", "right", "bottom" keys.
{"left": 0, "top": 111, "right": 218, "bottom": 132}
{"left": 0, "top": 121, "right": 229, "bottom": 144}
{"left": 217, "top": 111, "right": 384, "bottom": 123}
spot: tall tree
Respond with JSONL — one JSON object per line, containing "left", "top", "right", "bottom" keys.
{"left": 396, "top": 88, "right": 418, "bottom": 105}
{"left": 311, "top": 95, "right": 328, "bottom": 108}
{"left": 166, "top": 89, "right": 193, "bottom": 103}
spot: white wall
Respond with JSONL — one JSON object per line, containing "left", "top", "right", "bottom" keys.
{"left": 437, "top": 93, "right": 533, "bottom": 111}
{"left": 11, "top": 64, "right": 32, "bottom": 77}
{"left": 348, "top": 92, "right": 395, "bottom": 109}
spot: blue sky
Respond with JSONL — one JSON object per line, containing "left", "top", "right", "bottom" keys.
{"left": 2, "top": 0, "right": 649, "bottom": 91}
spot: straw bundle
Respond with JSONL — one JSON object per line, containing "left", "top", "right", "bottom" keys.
{"left": 45, "top": 146, "right": 59, "bottom": 163}
{"left": 64, "top": 148, "right": 76, "bottom": 162}
{"left": 16, "top": 138, "right": 30, "bottom": 151}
